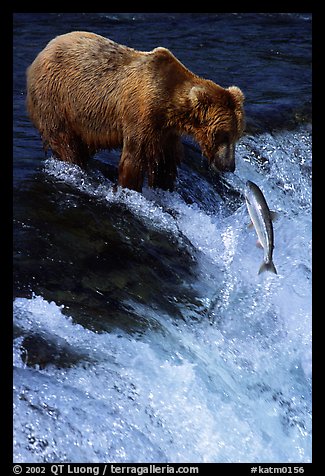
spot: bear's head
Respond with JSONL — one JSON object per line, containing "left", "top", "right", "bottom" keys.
{"left": 188, "top": 83, "right": 245, "bottom": 172}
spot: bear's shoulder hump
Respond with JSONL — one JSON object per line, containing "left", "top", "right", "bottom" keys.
{"left": 150, "top": 47, "right": 175, "bottom": 62}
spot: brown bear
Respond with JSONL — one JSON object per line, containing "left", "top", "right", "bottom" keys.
{"left": 26, "top": 31, "right": 245, "bottom": 192}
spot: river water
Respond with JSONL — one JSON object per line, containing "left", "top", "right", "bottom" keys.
{"left": 13, "top": 13, "right": 312, "bottom": 463}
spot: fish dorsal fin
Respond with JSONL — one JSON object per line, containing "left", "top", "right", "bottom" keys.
{"left": 256, "top": 240, "right": 264, "bottom": 249}
{"left": 247, "top": 221, "right": 254, "bottom": 229}
{"left": 270, "top": 211, "right": 279, "bottom": 221}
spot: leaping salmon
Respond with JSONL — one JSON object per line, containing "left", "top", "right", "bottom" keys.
{"left": 245, "top": 180, "right": 277, "bottom": 275}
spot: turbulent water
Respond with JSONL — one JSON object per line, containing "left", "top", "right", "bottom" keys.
{"left": 13, "top": 13, "right": 312, "bottom": 463}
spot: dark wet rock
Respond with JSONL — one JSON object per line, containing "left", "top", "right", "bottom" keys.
{"left": 19, "top": 334, "right": 90, "bottom": 369}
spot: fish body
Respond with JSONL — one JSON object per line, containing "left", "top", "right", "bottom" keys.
{"left": 245, "top": 180, "right": 277, "bottom": 275}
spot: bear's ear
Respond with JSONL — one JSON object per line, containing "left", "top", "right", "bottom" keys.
{"left": 189, "top": 86, "right": 209, "bottom": 106}
{"left": 227, "top": 86, "right": 245, "bottom": 106}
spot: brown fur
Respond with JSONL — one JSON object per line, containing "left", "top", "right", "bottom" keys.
{"left": 26, "top": 31, "right": 245, "bottom": 192}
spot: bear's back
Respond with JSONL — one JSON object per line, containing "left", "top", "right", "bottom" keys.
{"left": 28, "top": 31, "right": 194, "bottom": 94}
{"left": 34, "top": 31, "right": 139, "bottom": 72}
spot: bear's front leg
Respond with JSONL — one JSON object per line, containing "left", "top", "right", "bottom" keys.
{"left": 147, "top": 136, "right": 183, "bottom": 191}
{"left": 118, "top": 148, "right": 145, "bottom": 192}
{"left": 148, "top": 155, "right": 177, "bottom": 191}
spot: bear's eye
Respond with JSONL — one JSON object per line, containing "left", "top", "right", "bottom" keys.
{"left": 213, "top": 131, "right": 229, "bottom": 145}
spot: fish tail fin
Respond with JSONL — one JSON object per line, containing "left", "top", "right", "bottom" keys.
{"left": 258, "top": 261, "right": 277, "bottom": 275}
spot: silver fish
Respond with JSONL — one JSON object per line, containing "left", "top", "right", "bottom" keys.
{"left": 245, "top": 180, "right": 277, "bottom": 275}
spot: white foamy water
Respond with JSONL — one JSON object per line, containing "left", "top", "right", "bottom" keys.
{"left": 14, "top": 127, "right": 312, "bottom": 463}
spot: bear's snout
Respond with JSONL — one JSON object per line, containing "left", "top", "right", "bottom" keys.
{"left": 221, "top": 161, "right": 236, "bottom": 173}
{"left": 210, "top": 142, "right": 236, "bottom": 173}
{"left": 211, "top": 161, "right": 235, "bottom": 173}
